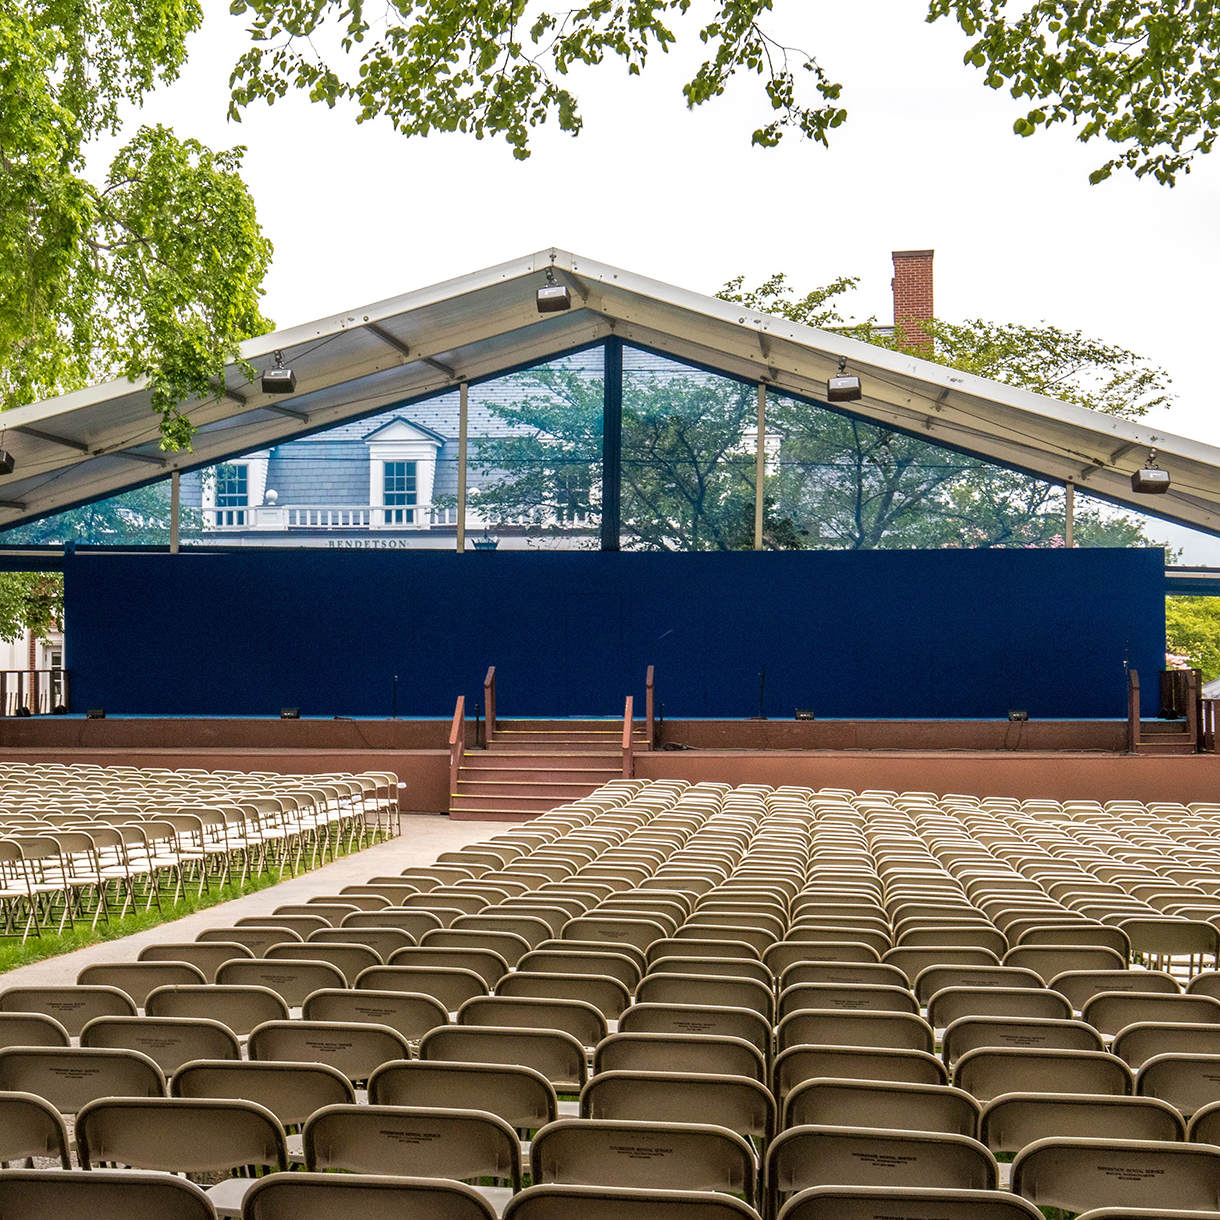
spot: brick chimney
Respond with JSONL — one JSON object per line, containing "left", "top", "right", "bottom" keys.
{"left": 891, "top": 249, "right": 934, "bottom": 352}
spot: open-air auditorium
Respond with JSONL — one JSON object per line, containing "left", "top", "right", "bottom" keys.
{"left": 6, "top": 251, "right": 1220, "bottom": 1217}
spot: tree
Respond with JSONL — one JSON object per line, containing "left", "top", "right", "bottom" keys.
{"left": 1, "top": 0, "right": 274, "bottom": 449}
{"left": 0, "top": 573, "right": 61, "bottom": 645}
{"left": 0, "top": 483, "right": 194, "bottom": 546}
{"left": 1166, "top": 597, "right": 1220, "bottom": 682}
{"left": 227, "top": 1, "right": 1220, "bottom": 182}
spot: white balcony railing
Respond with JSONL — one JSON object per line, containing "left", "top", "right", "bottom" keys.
{"left": 201, "top": 505, "right": 594, "bottom": 532}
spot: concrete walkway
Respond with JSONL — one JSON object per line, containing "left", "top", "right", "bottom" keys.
{"left": 1, "top": 815, "right": 502, "bottom": 988}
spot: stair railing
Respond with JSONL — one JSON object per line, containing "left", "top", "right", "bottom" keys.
{"left": 1205, "top": 698, "right": 1220, "bottom": 753}
{"left": 449, "top": 695, "right": 466, "bottom": 796}
{"left": 622, "top": 695, "right": 635, "bottom": 779}
{"left": 1186, "top": 668, "right": 1201, "bottom": 752}
{"left": 484, "top": 666, "right": 497, "bottom": 741}
{"left": 1127, "top": 669, "right": 1140, "bottom": 753}
{"left": 645, "top": 665, "right": 656, "bottom": 750}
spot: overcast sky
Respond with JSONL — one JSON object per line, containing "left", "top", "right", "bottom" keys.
{"left": 103, "top": 2, "right": 1220, "bottom": 559}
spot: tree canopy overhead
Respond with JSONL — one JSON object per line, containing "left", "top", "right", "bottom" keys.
{"left": 228, "top": 0, "right": 1218, "bottom": 182}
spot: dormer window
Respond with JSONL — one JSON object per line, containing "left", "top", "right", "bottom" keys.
{"left": 383, "top": 461, "right": 418, "bottom": 524}
{"left": 215, "top": 464, "right": 248, "bottom": 525}
{"left": 364, "top": 417, "right": 444, "bottom": 528}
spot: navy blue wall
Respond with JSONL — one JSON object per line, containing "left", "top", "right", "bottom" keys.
{"left": 64, "top": 548, "right": 1166, "bottom": 719}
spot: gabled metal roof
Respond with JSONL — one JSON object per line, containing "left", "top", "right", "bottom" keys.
{"left": 2, "top": 246, "right": 1219, "bottom": 534}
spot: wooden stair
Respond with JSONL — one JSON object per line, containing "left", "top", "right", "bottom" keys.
{"left": 1128, "top": 668, "right": 1202, "bottom": 756}
{"left": 450, "top": 719, "right": 649, "bottom": 821}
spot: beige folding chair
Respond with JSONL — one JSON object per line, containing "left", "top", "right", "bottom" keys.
{"left": 650, "top": 955, "right": 773, "bottom": 988}
{"left": 77, "top": 960, "right": 208, "bottom": 1007}
{"left": 1138, "top": 1052, "right": 1220, "bottom": 1116}
{"left": 303, "top": 1103, "right": 520, "bottom": 1214}
{"left": 778, "top": 982, "right": 918, "bottom": 1021}
{"left": 618, "top": 1003, "right": 771, "bottom": 1058}
{"left": 954, "top": 1047, "right": 1133, "bottom": 1101}
{"left": 0, "top": 1167, "right": 217, "bottom": 1220}
{"left": 146, "top": 984, "right": 289, "bottom": 1036}
{"left": 778, "top": 961, "right": 908, "bottom": 991}
{"left": 530, "top": 1117, "right": 757, "bottom": 1207}
{"left": 198, "top": 926, "right": 301, "bottom": 957}
{"left": 423, "top": 1026, "right": 588, "bottom": 1091}
{"left": 1048, "top": 969, "right": 1180, "bottom": 1011}
{"left": 0, "top": 1090, "right": 70, "bottom": 1167}
{"left": 458, "top": 996, "right": 607, "bottom": 1048}
{"left": 140, "top": 940, "right": 254, "bottom": 980}
{"left": 264, "top": 941, "right": 381, "bottom": 984}
{"left": 241, "top": 1172, "right": 498, "bottom": 1220}
{"left": 927, "top": 986, "right": 1071, "bottom": 1028}
{"left": 780, "top": 1078, "right": 979, "bottom": 1136}
{"left": 773, "top": 1184, "right": 1042, "bottom": 1220}
{"left": 0, "top": 1011, "right": 69, "bottom": 1050}
{"left": 342, "top": 908, "right": 444, "bottom": 939}
{"left": 594, "top": 1032, "right": 766, "bottom": 1084}
{"left": 1113, "top": 1021, "right": 1220, "bottom": 1069}
{"left": 774, "top": 1046, "right": 947, "bottom": 1106}
{"left": 309, "top": 927, "right": 414, "bottom": 958}
{"left": 357, "top": 964, "right": 489, "bottom": 1010}
{"left": 496, "top": 972, "right": 630, "bottom": 1020}
{"left": 1188, "top": 1098, "right": 1220, "bottom": 1143}
{"left": 563, "top": 917, "right": 668, "bottom": 954}
{"left": 388, "top": 946, "right": 510, "bottom": 988}
{"left": 942, "top": 1015, "right": 1104, "bottom": 1066}
{"left": 766, "top": 942, "right": 880, "bottom": 974}
{"left": 215, "top": 958, "right": 346, "bottom": 1008}
{"left": 422, "top": 929, "right": 533, "bottom": 968}
{"left": 777, "top": 1010, "right": 935, "bottom": 1054}
{"left": 502, "top": 1182, "right": 762, "bottom": 1219}
{"left": 1003, "top": 945, "right": 1126, "bottom": 982}
{"left": 1011, "top": 1136, "right": 1220, "bottom": 1213}
{"left": 76, "top": 1095, "right": 288, "bottom": 1218}
{"left": 368, "top": 1061, "right": 557, "bottom": 1134}
{"left": 911, "top": 964, "right": 1044, "bottom": 1006}
{"left": 636, "top": 973, "right": 773, "bottom": 1022}
{"left": 81, "top": 1015, "right": 240, "bottom": 1074}
{"left": 302, "top": 987, "right": 447, "bottom": 1043}
{"left": 0, "top": 983, "right": 135, "bottom": 1036}
{"left": 1084, "top": 991, "right": 1220, "bottom": 1037}
{"left": 980, "top": 1093, "right": 1186, "bottom": 1159}
{"left": 247, "top": 1019, "right": 410, "bottom": 1083}
{"left": 517, "top": 949, "right": 641, "bottom": 992}
{"left": 580, "top": 1070, "right": 774, "bottom": 1145}
{"left": 0, "top": 1045, "right": 164, "bottom": 1113}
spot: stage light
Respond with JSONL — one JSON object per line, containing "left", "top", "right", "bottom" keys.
{"left": 0, "top": 449, "right": 13, "bottom": 476}
{"left": 1008, "top": 709, "right": 1029, "bottom": 722}
{"left": 261, "top": 350, "right": 297, "bottom": 395}
{"left": 827, "top": 356, "right": 862, "bottom": 403}
{"left": 536, "top": 267, "right": 572, "bottom": 314}
{"left": 280, "top": 707, "right": 300, "bottom": 719}
{"left": 1132, "top": 448, "right": 1170, "bottom": 494}
{"left": 795, "top": 709, "right": 815, "bottom": 721}
{"left": 86, "top": 708, "right": 106, "bottom": 720}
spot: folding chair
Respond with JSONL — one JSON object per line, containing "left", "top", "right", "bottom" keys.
{"left": 302, "top": 987, "right": 447, "bottom": 1043}
{"left": 0, "top": 1045, "right": 164, "bottom": 1113}
{"left": 77, "top": 961, "right": 207, "bottom": 1008}
{"left": 1011, "top": 1136, "right": 1220, "bottom": 1213}
{"left": 781, "top": 1078, "right": 979, "bottom": 1136}
{"left": 496, "top": 972, "right": 630, "bottom": 1020}
{"left": 197, "top": 926, "right": 301, "bottom": 957}
{"left": 309, "top": 927, "right": 414, "bottom": 958}
{"left": 0, "top": 1167, "right": 217, "bottom": 1220}
{"left": 530, "top": 1118, "right": 757, "bottom": 1207}
{"left": 774, "top": 1046, "right": 948, "bottom": 1105}
{"left": 303, "top": 1104, "right": 520, "bottom": 1214}
{"left": 954, "top": 1047, "right": 1133, "bottom": 1101}
{"left": 501, "top": 1183, "right": 761, "bottom": 1220}
{"left": 81, "top": 1016, "right": 240, "bottom": 1074}
{"left": 942, "top": 1015, "right": 1104, "bottom": 1066}
{"left": 146, "top": 984, "right": 289, "bottom": 1036}
{"left": 1113, "top": 1021, "right": 1220, "bottom": 1068}
{"left": 139, "top": 940, "right": 254, "bottom": 981}
{"left": 776, "top": 1010, "right": 935, "bottom": 1055}
{"left": 389, "top": 946, "right": 510, "bottom": 988}
{"left": 980, "top": 1093, "right": 1186, "bottom": 1157}
{"left": 651, "top": 956, "right": 773, "bottom": 988}
{"left": 458, "top": 996, "right": 607, "bottom": 1049}
{"left": 1083, "top": 991, "right": 1220, "bottom": 1037}
{"left": 342, "top": 909, "right": 444, "bottom": 939}
{"left": 247, "top": 1019, "right": 410, "bottom": 1083}
{"left": 0, "top": 983, "right": 135, "bottom": 1036}
{"left": 357, "top": 964, "right": 488, "bottom": 1011}
{"left": 1138, "top": 1052, "right": 1220, "bottom": 1116}
{"left": 0, "top": 1090, "right": 71, "bottom": 1167}
{"left": 594, "top": 1033, "right": 766, "bottom": 1084}
{"left": 264, "top": 941, "right": 382, "bottom": 984}
{"left": 215, "top": 958, "right": 346, "bottom": 1008}
{"left": 618, "top": 1002, "right": 771, "bottom": 1058}
{"left": 241, "top": 1172, "right": 498, "bottom": 1220}
{"left": 518, "top": 950, "right": 641, "bottom": 992}
{"left": 421, "top": 1025, "right": 587, "bottom": 1092}
{"left": 777, "top": 982, "right": 917, "bottom": 1022}
{"left": 0, "top": 1011, "right": 69, "bottom": 1050}
{"left": 76, "top": 1096, "right": 288, "bottom": 1218}
{"left": 927, "top": 986, "right": 1071, "bottom": 1027}
{"left": 773, "top": 1185, "right": 1042, "bottom": 1220}
{"left": 1048, "top": 969, "right": 1180, "bottom": 1011}
{"left": 1003, "top": 945, "right": 1126, "bottom": 982}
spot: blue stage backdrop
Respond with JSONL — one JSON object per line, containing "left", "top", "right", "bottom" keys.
{"left": 64, "top": 547, "right": 1166, "bottom": 719}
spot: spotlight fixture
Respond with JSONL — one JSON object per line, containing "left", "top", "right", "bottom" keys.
{"left": 1131, "top": 448, "right": 1171, "bottom": 494}
{"left": 1008, "top": 709, "right": 1029, "bottom": 722}
{"left": 86, "top": 708, "right": 106, "bottom": 720}
{"left": 827, "top": 355, "right": 862, "bottom": 403}
{"left": 261, "top": 350, "right": 297, "bottom": 395}
{"left": 280, "top": 707, "right": 300, "bottom": 720}
{"left": 794, "top": 709, "right": 816, "bottom": 721}
{"left": 536, "top": 267, "right": 572, "bottom": 314}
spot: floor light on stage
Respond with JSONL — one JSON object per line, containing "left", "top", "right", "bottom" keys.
{"left": 795, "top": 709, "right": 816, "bottom": 721}
{"left": 280, "top": 707, "right": 300, "bottom": 719}
{"left": 86, "top": 708, "right": 106, "bottom": 719}
{"left": 1008, "top": 709, "right": 1029, "bottom": 722}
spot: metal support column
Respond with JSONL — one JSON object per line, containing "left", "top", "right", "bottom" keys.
{"left": 601, "top": 338, "right": 623, "bottom": 552}
{"left": 456, "top": 381, "right": 469, "bottom": 553}
{"left": 169, "top": 470, "right": 180, "bottom": 554}
{"left": 754, "top": 382, "right": 767, "bottom": 550}
{"left": 1065, "top": 480, "right": 1075, "bottom": 548}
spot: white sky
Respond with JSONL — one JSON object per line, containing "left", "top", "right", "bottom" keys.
{"left": 100, "top": 1, "right": 1220, "bottom": 559}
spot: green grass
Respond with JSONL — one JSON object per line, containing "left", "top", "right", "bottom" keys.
{"left": 0, "top": 842, "right": 362, "bottom": 975}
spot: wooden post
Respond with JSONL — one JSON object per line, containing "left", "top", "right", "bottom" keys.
{"left": 754, "top": 383, "right": 766, "bottom": 550}
{"left": 1127, "top": 668, "right": 1141, "bottom": 753}
{"left": 622, "top": 695, "right": 635, "bottom": 779}
{"left": 645, "top": 665, "right": 655, "bottom": 750}
{"left": 456, "top": 381, "right": 468, "bottom": 552}
{"left": 170, "top": 469, "right": 181, "bottom": 554}
{"left": 448, "top": 695, "right": 466, "bottom": 800}
{"left": 1187, "top": 668, "right": 1201, "bottom": 752}
{"left": 1064, "top": 481, "right": 1075, "bottom": 548}
{"left": 484, "top": 666, "right": 496, "bottom": 740}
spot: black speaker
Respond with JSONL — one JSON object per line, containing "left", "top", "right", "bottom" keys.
{"left": 86, "top": 708, "right": 106, "bottom": 719}
{"left": 1008, "top": 709, "right": 1029, "bottom": 722}
{"left": 280, "top": 707, "right": 300, "bottom": 720}
{"left": 794, "top": 709, "right": 816, "bottom": 721}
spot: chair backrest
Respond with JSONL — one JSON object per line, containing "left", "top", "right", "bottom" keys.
{"left": 241, "top": 1172, "right": 498, "bottom": 1220}
{"left": 310, "top": 927, "right": 415, "bottom": 957}
{"left": 0, "top": 1089, "right": 71, "bottom": 1167}
{"left": 1083, "top": 992, "right": 1220, "bottom": 1037}
{"left": 580, "top": 1070, "right": 774, "bottom": 1142}
{"left": 497, "top": 971, "right": 631, "bottom": 1019}
{"left": 1049, "top": 969, "right": 1182, "bottom": 1010}
{"left": 911, "top": 965, "right": 1044, "bottom": 1006}
{"left": 781, "top": 1078, "right": 979, "bottom": 1136}
{"left": 0, "top": 1010, "right": 70, "bottom": 1049}
{"left": 517, "top": 950, "right": 641, "bottom": 991}
{"left": 883, "top": 947, "right": 1001, "bottom": 984}
{"left": 368, "top": 1060, "right": 557, "bottom": 1132}
{"left": 458, "top": 995, "right": 608, "bottom": 1047}
{"left": 927, "top": 986, "right": 1072, "bottom": 1027}
{"left": 0, "top": 1168, "right": 217, "bottom": 1220}
{"left": 0, "top": 984, "right": 136, "bottom": 1036}
{"left": 771, "top": 1184, "right": 1043, "bottom": 1220}
{"left": 77, "top": 961, "right": 208, "bottom": 1007}
{"left": 247, "top": 1019, "right": 410, "bottom": 1082}
{"left": 979, "top": 1092, "right": 1186, "bottom": 1154}
{"left": 76, "top": 1095, "right": 288, "bottom": 1172}
{"left": 170, "top": 1058, "right": 355, "bottom": 1126}
{"left": 618, "top": 1003, "right": 771, "bottom": 1057}
{"left": 388, "top": 946, "right": 510, "bottom": 988}
{"left": 774, "top": 1045, "right": 948, "bottom": 1103}
{"left": 303, "top": 1102, "right": 520, "bottom": 1188}
{"left": 1114, "top": 1021, "right": 1220, "bottom": 1069}
{"left": 145, "top": 984, "right": 289, "bottom": 1035}
{"left": 139, "top": 941, "right": 255, "bottom": 980}
{"left": 342, "top": 909, "right": 445, "bottom": 938}
{"left": 1002, "top": 945, "right": 1126, "bottom": 982}
{"left": 650, "top": 956, "right": 773, "bottom": 988}
{"left": 1137, "top": 1052, "right": 1220, "bottom": 1116}
{"left": 356, "top": 965, "right": 489, "bottom": 1010}
{"left": 1011, "top": 1136, "right": 1220, "bottom": 1213}
{"left": 593, "top": 1033, "right": 766, "bottom": 1084}
{"left": 0, "top": 1045, "right": 164, "bottom": 1113}
{"left": 264, "top": 941, "right": 382, "bottom": 983}
{"left": 778, "top": 982, "right": 918, "bottom": 1022}
{"left": 422, "top": 1025, "right": 588, "bottom": 1090}
{"left": 197, "top": 926, "right": 301, "bottom": 956}
{"left": 215, "top": 958, "right": 347, "bottom": 1007}
{"left": 81, "top": 1016, "right": 240, "bottom": 1074}
{"left": 942, "top": 1016, "right": 1104, "bottom": 1066}
{"left": 636, "top": 973, "right": 773, "bottom": 1022}
{"left": 301, "top": 987, "right": 448, "bottom": 1042}
{"left": 530, "top": 1117, "right": 757, "bottom": 1205}
{"left": 776, "top": 1010, "right": 935, "bottom": 1055}
{"left": 954, "top": 1048, "right": 1133, "bottom": 1102}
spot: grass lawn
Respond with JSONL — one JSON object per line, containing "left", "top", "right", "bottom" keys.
{"left": 0, "top": 845, "right": 359, "bottom": 975}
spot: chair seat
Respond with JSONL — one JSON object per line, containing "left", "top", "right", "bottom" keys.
{"left": 205, "top": 1176, "right": 259, "bottom": 1219}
